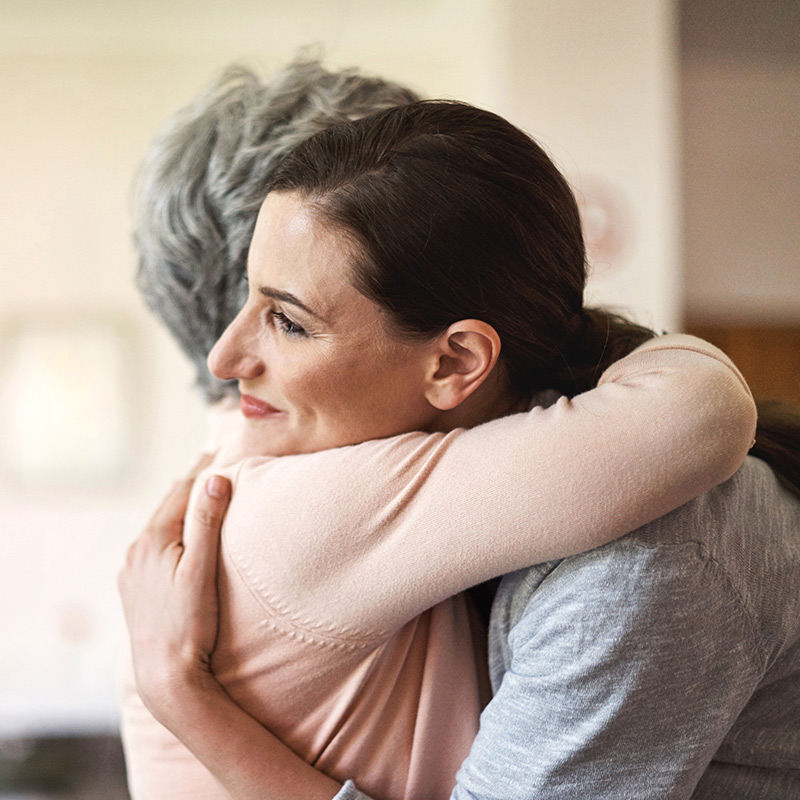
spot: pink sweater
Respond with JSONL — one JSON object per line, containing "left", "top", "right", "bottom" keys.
{"left": 119, "top": 335, "right": 756, "bottom": 800}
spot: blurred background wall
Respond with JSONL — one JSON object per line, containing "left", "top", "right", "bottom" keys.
{"left": 0, "top": 0, "right": 796, "bottom": 791}
{"left": 680, "top": 0, "right": 800, "bottom": 403}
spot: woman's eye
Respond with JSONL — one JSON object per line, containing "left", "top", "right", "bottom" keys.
{"left": 271, "top": 311, "right": 307, "bottom": 338}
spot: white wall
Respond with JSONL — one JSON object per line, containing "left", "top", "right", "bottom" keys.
{"left": 0, "top": 0, "right": 679, "bottom": 735}
{"left": 679, "top": 0, "right": 800, "bottom": 325}
{"left": 499, "top": 0, "right": 681, "bottom": 332}
{"left": 681, "top": 63, "right": 800, "bottom": 324}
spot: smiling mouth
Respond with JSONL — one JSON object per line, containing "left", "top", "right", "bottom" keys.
{"left": 240, "top": 394, "right": 281, "bottom": 419}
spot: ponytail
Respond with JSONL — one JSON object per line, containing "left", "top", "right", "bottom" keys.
{"left": 545, "top": 307, "right": 656, "bottom": 398}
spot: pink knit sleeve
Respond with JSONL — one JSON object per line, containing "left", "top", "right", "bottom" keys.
{"left": 222, "top": 334, "right": 756, "bottom": 636}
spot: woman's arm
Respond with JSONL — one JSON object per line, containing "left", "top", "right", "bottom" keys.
{"left": 223, "top": 334, "right": 757, "bottom": 635}
{"left": 119, "top": 474, "right": 343, "bottom": 800}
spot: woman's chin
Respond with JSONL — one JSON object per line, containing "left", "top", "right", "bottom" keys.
{"left": 233, "top": 417, "right": 293, "bottom": 459}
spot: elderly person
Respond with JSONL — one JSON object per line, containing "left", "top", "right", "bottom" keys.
{"left": 120, "top": 61, "right": 798, "bottom": 800}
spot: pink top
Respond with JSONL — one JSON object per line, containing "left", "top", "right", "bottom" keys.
{"left": 119, "top": 335, "right": 756, "bottom": 800}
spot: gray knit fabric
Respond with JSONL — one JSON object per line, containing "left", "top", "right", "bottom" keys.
{"left": 337, "top": 456, "right": 800, "bottom": 798}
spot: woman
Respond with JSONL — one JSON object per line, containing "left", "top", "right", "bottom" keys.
{"left": 119, "top": 101, "right": 770, "bottom": 799}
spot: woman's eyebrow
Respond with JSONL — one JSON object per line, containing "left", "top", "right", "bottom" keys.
{"left": 258, "top": 285, "right": 327, "bottom": 322}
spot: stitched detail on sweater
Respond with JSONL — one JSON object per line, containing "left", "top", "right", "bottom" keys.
{"left": 220, "top": 465, "right": 390, "bottom": 648}
{"left": 226, "top": 540, "right": 389, "bottom": 649}
{"left": 627, "top": 537, "right": 766, "bottom": 678}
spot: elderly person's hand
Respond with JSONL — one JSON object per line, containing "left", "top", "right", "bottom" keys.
{"left": 118, "top": 456, "right": 231, "bottom": 723}
{"left": 119, "top": 458, "right": 343, "bottom": 800}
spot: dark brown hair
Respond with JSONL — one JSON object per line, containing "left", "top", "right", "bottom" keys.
{"left": 270, "top": 99, "right": 800, "bottom": 498}
{"left": 270, "top": 100, "right": 653, "bottom": 400}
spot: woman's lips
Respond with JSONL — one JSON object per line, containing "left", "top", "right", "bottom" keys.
{"left": 240, "top": 394, "right": 280, "bottom": 419}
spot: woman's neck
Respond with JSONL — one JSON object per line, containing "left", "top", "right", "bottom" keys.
{"left": 432, "top": 372, "right": 525, "bottom": 432}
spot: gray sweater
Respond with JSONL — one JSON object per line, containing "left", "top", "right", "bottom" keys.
{"left": 338, "top": 456, "right": 800, "bottom": 798}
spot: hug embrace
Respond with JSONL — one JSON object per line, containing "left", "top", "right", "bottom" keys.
{"left": 118, "top": 59, "right": 800, "bottom": 800}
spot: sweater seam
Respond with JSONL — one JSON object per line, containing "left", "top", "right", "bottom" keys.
{"left": 223, "top": 462, "right": 390, "bottom": 650}
{"left": 630, "top": 538, "right": 767, "bottom": 677}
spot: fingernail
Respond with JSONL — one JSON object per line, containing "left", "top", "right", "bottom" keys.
{"left": 206, "top": 475, "right": 227, "bottom": 498}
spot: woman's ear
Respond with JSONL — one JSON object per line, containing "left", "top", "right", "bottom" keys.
{"left": 424, "top": 320, "right": 502, "bottom": 410}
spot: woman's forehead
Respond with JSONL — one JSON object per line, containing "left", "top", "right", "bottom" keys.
{"left": 248, "top": 192, "right": 367, "bottom": 319}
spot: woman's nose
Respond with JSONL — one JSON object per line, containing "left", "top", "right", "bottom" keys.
{"left": 207, "top": 310, "right": 265, "bottom": 381}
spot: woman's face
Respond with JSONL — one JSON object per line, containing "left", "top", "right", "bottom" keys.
{"left": 208, "top": 191, "right": 441, "bottom": 457}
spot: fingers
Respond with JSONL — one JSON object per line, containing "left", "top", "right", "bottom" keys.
{"left": 119, "top": 473, "right": 231, "bottom": 617}
{"left": 190, "top": 476, "right": 231, "bottom": 540}
{"left": 143, "top": 455, "right": 216, "bottom": 548}
{"left": 118, "top": 473, "right": 231, "bottom": 713}
{"left": 146, "top": 477, "right": 195, "bottom": 550}
{"left": 180, "top": 475, "right": 231, "bottom": 577}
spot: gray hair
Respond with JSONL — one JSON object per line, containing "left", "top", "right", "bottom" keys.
{"left": 135, "top": 57, "right": 420, "bottom": 402}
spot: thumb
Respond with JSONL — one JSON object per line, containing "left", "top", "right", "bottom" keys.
{"left": 181, "top": 475, "right": 231, "bottom": 572}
